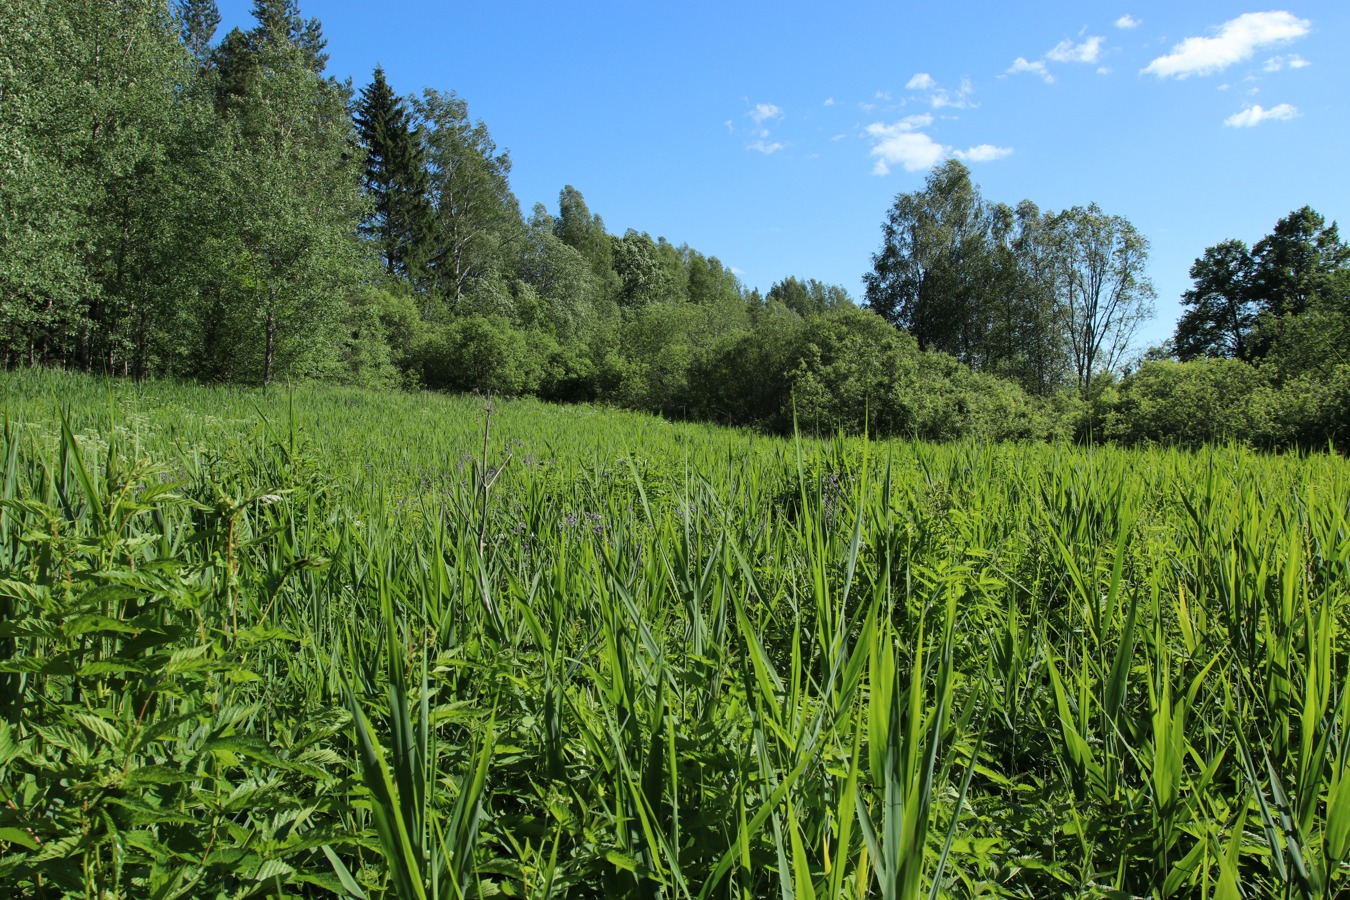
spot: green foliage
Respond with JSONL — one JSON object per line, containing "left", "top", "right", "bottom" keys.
{"left": 864, "top": 162, "right": 1153, "bottom": 398}
{"left": 1107, "top": 359, "right": 1265, "bottom": 447}
{"left": 3, "top": 369, "right": 1350, "bottom": 897}
{"left": 1097, "top": 356, "right": 1350, "bottom": 451}
{"left": 688, "top": 307, "right": 1068, "bottom": 442}
{"left": 766, "top": 276, "right": 851, "bottom": 319}
{"left": 0, "top": 0, "right": 195, "bottom": 372}
{"left": 1174, "top": 239, "right": 1259, "bottom": 362}
{"left": 356, "top": 66, "right": 429, "bottom": 282}
{"left": 865, "top": 160, "right": 992, "bottom": 364}
{"left": 416, "top": 314, "right": 545, "bottom": 397}
{"left": 412, "top": 89, "right": 523, "bottom": 312}
{"left": 1174, "top": 208, "right": 1350, "bottom": 367}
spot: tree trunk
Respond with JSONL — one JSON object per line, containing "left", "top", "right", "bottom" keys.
{"left": 263, "top": 313, "right": 276, "bottom": 387}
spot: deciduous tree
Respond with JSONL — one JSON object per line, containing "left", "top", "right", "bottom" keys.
{"left": 1048, "top": 204, "right": 1155, "bottom": 394}
{"left": 863, "top": 160, "right": 993, "bottom": 365}
{"left": 1174, "top": 239, "right": 1257, "bottom": 361}
{"left": 412, "top": 90, "right": 522, "bottom": 313}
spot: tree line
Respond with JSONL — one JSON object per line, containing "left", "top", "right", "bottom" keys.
{"left": 863, "top": 159, "right": 1155, "bottom": 398}
{"left": 2, "top": 0, "right": 1346, "bottom": 449}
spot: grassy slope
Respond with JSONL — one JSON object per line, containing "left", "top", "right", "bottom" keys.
{"left": 2, "top": 368, "right": 1349, "bottom": 898}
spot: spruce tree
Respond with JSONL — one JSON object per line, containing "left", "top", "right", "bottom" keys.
{"left": 178, "top": 0, "right": 220, "bottom": 67}
{"left": 355, "top": 67, "right": 428, "bottom": 280}
{"left": 248, "top": 0, "right": 328, "bottom": 72}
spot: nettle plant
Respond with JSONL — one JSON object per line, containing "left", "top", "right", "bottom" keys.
{"left": 0, "top": 415, "right": 361, "bottom": 896}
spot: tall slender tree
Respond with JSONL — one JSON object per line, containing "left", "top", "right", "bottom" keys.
{"left": 202, "top": 1, "right": 364, "bottom": 385}
{"left": 355, "top": 66, "right": 427, "bottom": 280}
{"left": 986, "top": 200, "right": 1068, "bottom": 394}
{"left": 178, "top": 0, "right": 220, "bottom": 67}
{"left": 1048, "top": 204, "right": 1155, "bottom": 394}
{"left": 554, "top": 186, "right": 618, "bottom": 293}
{"left": 250, "top": 0, "right": 327, "bottom": 71}
{"left": 412, "top": 89, "right": 522, "bottom": 313}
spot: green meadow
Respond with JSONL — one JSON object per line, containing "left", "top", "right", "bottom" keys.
{"left": 2, "top": 368, "right": 1349, "bottom": 899}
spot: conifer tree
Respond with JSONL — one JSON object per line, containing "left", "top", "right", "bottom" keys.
{"left": 178, "top": 0, "right": 220, "bottom": 67}
{"left": 355, "top": 67, "right": 428, "bottom": 280}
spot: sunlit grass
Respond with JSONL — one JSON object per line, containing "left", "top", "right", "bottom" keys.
{"left": 1, "top": 367, "right": 1349, "bottom": 898}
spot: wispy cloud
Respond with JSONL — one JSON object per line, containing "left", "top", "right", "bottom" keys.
{"left": 823, "top": 97, "right": 836, "bottom": 106}
{"left": 1263, "top": 54, "right": 1310, "bottom": 72}
{"left": 1047, "top": 36, "right": 1104, "bottom": 64}
{"left": 1143, "top": 11, "right": 1311, "bottom": 79}
{"left": 931, "top": 78, "right": 974, "bottom": 109}
{"left": 749, "top": 103, "right": 783, "bottom": 124}
{"left": 748, "top": 139, "right": 785, "bottom": 154}
{"left": 1007, "top": 57, "right": 1054, "bottom": 83}
{"left": 1008, "top": 35, "right": 1104, "bottom": 83}
{"left": 955, "top": 144, "right": 1014, "bottom": 162}
{"left": 866, "top": 116, "right": 1010, "bottom": 175}
{"left": 1224, "top": 103, "right": 1298, "bottom": 127}
{"left": 742, "top": 103, "right": 786, "bottom": 153}
{"left": 1115, "top": 14, "right": 1140, "bottom": 30}
{"left": 905, "top": 74, "right": 975, "bottom": 109}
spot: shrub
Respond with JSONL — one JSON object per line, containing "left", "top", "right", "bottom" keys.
{"left": 1108, "top": 358, "right": 1265, "bottom": 447}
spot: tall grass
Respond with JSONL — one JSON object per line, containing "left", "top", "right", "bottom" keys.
{"left": 1, "top": 367, "right": 1348, "bottom": 898}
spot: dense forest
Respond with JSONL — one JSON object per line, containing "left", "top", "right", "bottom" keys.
{"left": 2, "top": 0, "right": 1348, "bottom": 448}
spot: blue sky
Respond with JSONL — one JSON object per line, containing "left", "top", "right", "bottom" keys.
{"left": 217, "top": 1, "right": 1348, "bottom": 348}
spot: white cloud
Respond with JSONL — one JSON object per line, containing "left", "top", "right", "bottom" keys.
{"left": 1008, "top": 35, "right": 1104, "bottom": 83}
{"left": 824, "top": 97, "right": 836, "bottom": 106}
{"left": 1143, "top": 11, "right": 1311, "bottom": 79}
{"left": 1264, "top": 54, "right": 1310, "bottom": 72}
{"left": 749, "top": 103, "right": 783, "bottom": 124}
{"left": 1224, "top": 103, "right": 1299, "bottom": 127}
{"left": 905, "top": 74, "right": 975, "bottom": 109}
{"left": 866, "top": 118, "right": 1010, "bottom": 174}
{"left": 956, "top": 144, "right": 1014, "bottom": 162}
{"left": 868, "top": 128, "right": 948, "bottom": 175}
{"left": 745, "top": 103, "right": 785, "bottom": 153}
{"left": 931, "top": 78, "right": 975, "bottom": 109}
{"left": 748, "top": 139, "right": 786, "bottom": 154}
{"left": 1007, "top": 57, "right": 1054, "bottom": 83}
{"left": 1115, "top": 14, "right": 1140, "bottom": 30}
{"left": 1047, "top": 36, "right": 1104, "bottom": 64}
{"left": 730, "top": 267, "right": 746, "bottom": 277}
